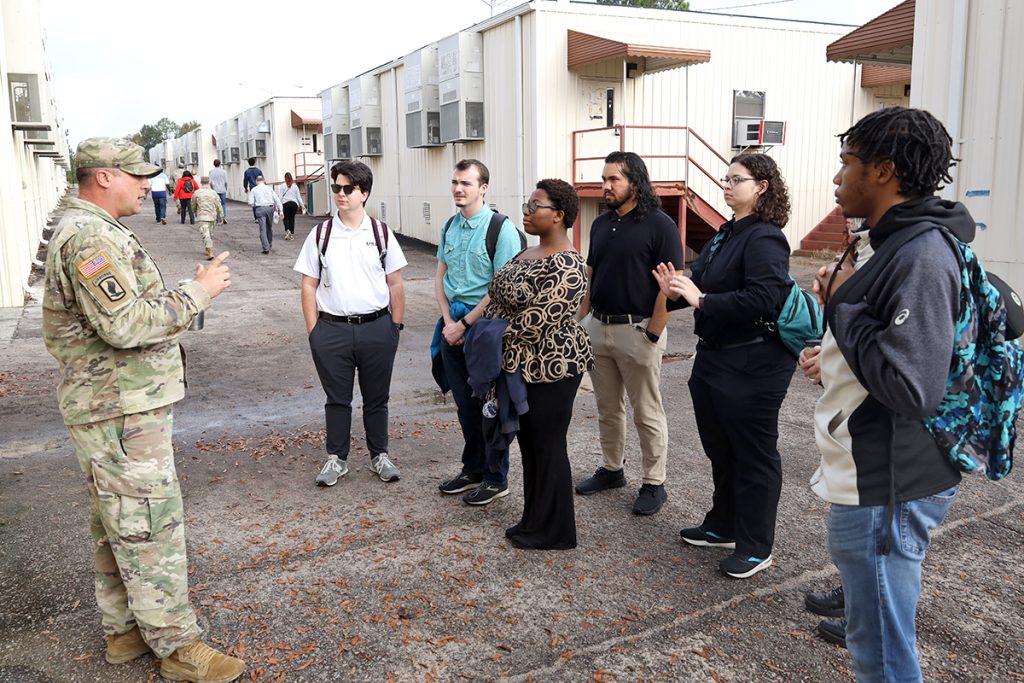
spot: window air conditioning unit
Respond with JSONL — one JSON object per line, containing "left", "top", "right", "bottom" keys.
{"left": 348, "top": 75, "right": 382, "bottom": 157}
{"left": 733, "top": 118, "right": 787, "bottom": 146}
{"left": 177, "top": 156, "right": 185, "bottom": 168}
{"left": 230, "top": 147, "right": 240, "bottom": 163}
{"left": 254, "top": 139, "right": 267, "bottom": 158}
{"left": 256, "top": 120, "right": 271, "bottom": 134}
{"left": 405, "top": 44, "right": 443, "bottom": 148}
{"left": 8, "top": 73, "right": 43, "bottom": 124}
{"left": 335, "top": 133, "right": 351, "bottom": 160}
{"left": 438, "top": 32, "right": 484, "bottom": 143}
{"left": 190, "top": 152, "right": 199, "bottom": 164}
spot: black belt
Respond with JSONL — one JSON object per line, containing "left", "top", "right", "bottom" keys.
{"left": 593, "top": 310, "right": 649, "bottom": 325}
{"left": 697, "top": 335, "right": 767, "bottom": 351}
{"left": 319, "top": 308, "right": 389, "bottom": 324}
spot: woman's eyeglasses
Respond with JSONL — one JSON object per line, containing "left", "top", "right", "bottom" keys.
{"left": 720, "top": 176, "right": 756, "bottom": 187}
{"left": 331, "top": 183, "right": 358, "bottom": 195}
{"left": 522, "top": 200, "right": 557, "bottom": 214}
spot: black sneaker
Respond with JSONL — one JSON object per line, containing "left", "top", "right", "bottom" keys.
{"left": 631, "top": 483, "right": 667, "bottom": 515}
{"left": 438, "top": 472, "right": 483, "bottom": 494}
{"left": 719, "top": 553, "right": 773, "bottom": 578}
{"left": 805, "top": 585, "right": 845, "bottom": 618}
{"left": 462, "top": 483, "right": 509, "bottom": 506}
{"left": 679, "top": 526, "right": 736, "bottom": 549}
{"left": 816, "top": 619, "right": 847, "bottom": 649}
{"left": 574, "top": 467, "right": 626, "bottom": 495}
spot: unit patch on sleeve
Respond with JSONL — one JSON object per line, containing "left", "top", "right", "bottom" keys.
{"left": 77, "top": 252, "right": 112, "bottom": 279}
{"left": 96, "top": 274, "right": 126, "bottom": 301}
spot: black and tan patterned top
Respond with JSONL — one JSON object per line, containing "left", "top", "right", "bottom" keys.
{"left": 485, "top": 250, "right": 594, "bottom": 383}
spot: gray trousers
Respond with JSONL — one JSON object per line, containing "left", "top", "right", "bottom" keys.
{"left": 308, "top": 313, "right": 400, "bottom": 459}
{"left": 254, "top": 205, "right": 275, "bottom": 251}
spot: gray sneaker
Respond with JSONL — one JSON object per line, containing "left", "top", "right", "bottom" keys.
{"left": 371, "top": 453, "right": 400, "bottom": 482}
{"left": 315, "top": 455, "right": 348, "bottom": 486}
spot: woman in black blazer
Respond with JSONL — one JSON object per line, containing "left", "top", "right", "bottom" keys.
{"left": 654, "top": 153, "right": 797, "bottom": 579}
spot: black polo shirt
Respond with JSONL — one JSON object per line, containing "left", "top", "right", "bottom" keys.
{"left": 587, "top": 207, "right": 684, "bottom": 317}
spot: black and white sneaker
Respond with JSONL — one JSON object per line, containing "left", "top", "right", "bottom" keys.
{"left": 462, "top": 483, "right": 509, "bottom": 506}
{"left": 719, "top": 553, "right": 773, "bottom": 579}
{"left": 438, "top": 472, "right": 482, "bottom": 494}
{"left": 679, "top": 526, "right": 737, "bottom": 549}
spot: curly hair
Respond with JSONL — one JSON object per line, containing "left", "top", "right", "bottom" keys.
{"left": 535, "top": 178, "right": 579, "bottom": 229}
{"left": 730, "top": 153, "right": 790, "bottom": 228}
{"left": 838, "top": 107, "right": 956, "bottom": 197}
{"left": 604, "top": 151, "right": 661, "bottom": 220}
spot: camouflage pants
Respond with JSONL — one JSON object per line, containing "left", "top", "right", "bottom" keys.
{"left": 66, "top": 405, "right": 200, "bottom": 657}
{"left": 197, "top": 220, "right": 215, "bottom": 251}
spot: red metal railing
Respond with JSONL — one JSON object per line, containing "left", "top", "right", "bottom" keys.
{"left": 571, "top": 124, "right": 729, "bottom": 191}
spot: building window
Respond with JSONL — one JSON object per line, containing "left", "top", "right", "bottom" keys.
{"left": 733, "top": 90, "right": 765, "bottom": 119}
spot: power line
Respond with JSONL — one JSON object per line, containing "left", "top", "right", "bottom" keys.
{"left": 698, "top": 0, "right": 792, "bottom": 12}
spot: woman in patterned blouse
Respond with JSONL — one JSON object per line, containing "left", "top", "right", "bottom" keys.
{"left": 486, "top": 179, "right": 594, "bottom": 550}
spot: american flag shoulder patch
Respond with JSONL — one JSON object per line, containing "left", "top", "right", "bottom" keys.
{"left": 78, "top": 252, "right": 112, "bottom": 279}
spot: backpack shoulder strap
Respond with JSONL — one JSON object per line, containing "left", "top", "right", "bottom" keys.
{"left": 486, "top": 212, "right": 523, "bottom": 263}
{"left": 442, "top": 214, "right": 456, "bottom": 250}
{"left": 316, "top": 218, "right": 333, "bottom": 279}
{"left": 370, "top": 217, "right": 388, "bottom": 270}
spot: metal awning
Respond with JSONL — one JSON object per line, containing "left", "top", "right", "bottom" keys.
{"left": 861, "top": 64, "right": 912, "bottom": 87}
{"left": 290, "top": 110, "right": 322, "bottom": 131}
{"left": 568, "top": 29, "right": 710, "bottom": 74}
{"left": 827, "top": 0, "right": 915, "bottom": 66}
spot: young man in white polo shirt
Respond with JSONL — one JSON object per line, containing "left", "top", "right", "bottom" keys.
{"left": 294, "top": 161, "right": 407, "bottom": 487}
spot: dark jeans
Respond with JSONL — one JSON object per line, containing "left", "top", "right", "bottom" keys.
{"left": 217, "top": 192, "right": 227, "bottom": 218}
{"left": 254, "top": 205, "right": 275, "bottom": 251}
{"left": 152, "top": 191, "right": 167, "bottom": 221}
{"left": 440, "top": 339, "right": 508, "bottom": 486}
{"left": 509, "top": 374, "right": 583, "bottom": 550}
{"left": 308, "top": 314, "right": 399, "bottom": 460}
{"left": 283, "top": 201, "right": 298, "bottom": 234}
{"left": 179, "top": 198, "right": 194, "bottom": 224}
{"left": 687, "top": 338, "right": 795, "bottom": 559}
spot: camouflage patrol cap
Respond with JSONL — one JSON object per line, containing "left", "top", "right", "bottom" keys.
{"left": 76, "top": 137, "right": 162, "bottom": 177}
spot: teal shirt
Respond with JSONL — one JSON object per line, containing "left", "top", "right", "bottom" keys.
{"left": 437, "top": 205, "right": 521, "bottom": 305}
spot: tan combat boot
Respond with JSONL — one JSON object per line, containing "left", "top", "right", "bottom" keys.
{"left": 105, "top": 624, "right": 152, "bottom": 664}
{"left": 205, "top": 247, "right": 214, "bottom": 260}
{"left": 160, "top": 640, "right": 245, "bottom": 683}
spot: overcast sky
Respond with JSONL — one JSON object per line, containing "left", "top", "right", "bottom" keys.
{"left": 44, "top": 0, "right": 902, "bottom": 148}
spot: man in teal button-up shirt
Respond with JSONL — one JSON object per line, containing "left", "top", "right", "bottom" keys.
{"left": 434, "top": 158, "right": 523, "bottom": 506}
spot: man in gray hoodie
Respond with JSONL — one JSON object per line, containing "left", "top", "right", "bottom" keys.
{"left": 808, "top": 107, "right": 974, "bottom": 682}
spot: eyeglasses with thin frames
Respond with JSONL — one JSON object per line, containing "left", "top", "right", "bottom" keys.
{"left": 522, "top": 200, "right": 557, "bottom": 214}
{"left": 720, "top": 176, "right": 756, "bottom": 187}
{"left": 330, "top": 183, "right": 359, "bottom": 195}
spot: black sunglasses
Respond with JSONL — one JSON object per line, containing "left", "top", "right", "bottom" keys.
{"left": 331, "top": 183, "right": 359, "bottom": 195}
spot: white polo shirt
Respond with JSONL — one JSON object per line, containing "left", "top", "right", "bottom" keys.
{"left": 293, "top": 213, "right": 407, "bottom": 316}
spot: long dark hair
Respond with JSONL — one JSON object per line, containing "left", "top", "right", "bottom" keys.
{"left": 604, "top": 151, "right": 660, "bottom": 220}
{"left": 839, "top": 106, "right": 955, "bottom": 197}
{"left": 730, "top": 153, "right": 790, "bottom": 228}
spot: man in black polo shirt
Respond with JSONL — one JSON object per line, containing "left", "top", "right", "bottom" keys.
{"left": 576, "top": 151, "right": 684, "bottom": 515}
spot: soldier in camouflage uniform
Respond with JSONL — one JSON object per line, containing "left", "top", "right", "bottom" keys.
{"left": 191, "top": 176, "right": 225, "bottom": 260}
{"left": 42, "top": 137, "right": 245, "bottom": 683}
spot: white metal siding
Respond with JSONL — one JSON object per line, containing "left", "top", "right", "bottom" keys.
{"left": 912, "top": 0, "right": 1024, "bottom": 293}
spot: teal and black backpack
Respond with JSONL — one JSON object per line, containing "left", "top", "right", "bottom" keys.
{"left": 845, "top": 222, "right": 1024, "bottom": 480}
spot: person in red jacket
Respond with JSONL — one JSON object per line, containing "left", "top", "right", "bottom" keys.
{"left": 173, "top": 170, "right": 198, "bottom": 224}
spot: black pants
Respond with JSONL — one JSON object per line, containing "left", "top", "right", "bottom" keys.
{"left": 687, "top": 338, "right": 795, "bottom": 559}
{"left": 507, "top": 374, "right": 583, "bottom": 550}
{"left": 308, "top": 314, "right": 399, "bottom": 460}
{"left": 179, "top": 198, "right": 194, "bottom": 224}
{"left": 283, "top": 201, "right": 298, "bottom": 234}
{"left": 440, "top": 340, "right": 508, "bottom": 486}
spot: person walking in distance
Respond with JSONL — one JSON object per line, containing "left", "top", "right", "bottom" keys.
{"left": 247, "top": 175, "right": 282, "bottom": 254}
{"left": 191, "top": 176, "right": 224, "bottom": 260}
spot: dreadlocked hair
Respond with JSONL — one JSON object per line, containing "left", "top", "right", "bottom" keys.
{"left": 731, "top": 153, "right": 790, "bottom": 228}
{"left": 604, "top": 151, "right": 661, "bottom": 220}
{"left": 839, "top": 107, "right": 956, "bottom": 197}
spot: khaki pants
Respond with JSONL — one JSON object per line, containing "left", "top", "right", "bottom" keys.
{"left": 66, "top": 406, "right": 199, "bottom": 657}
{"left": 584, "top": 315, "right": 669, "bottom": 485}
{"left": 197, "top": 220, "right": 215, "bottom": 251}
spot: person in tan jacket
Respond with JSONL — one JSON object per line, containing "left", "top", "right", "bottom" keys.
{"left": 191, "top": 176, "right": 225, "bottom": 259}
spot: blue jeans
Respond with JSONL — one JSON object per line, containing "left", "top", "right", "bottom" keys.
{"left": 217, "top": 192, "right": 227, "bottom": 217}
{"left": 828, "top": 486, "right": 957, "bottom": 683}
{"left": 440, "top": 339, "right": 508, "bottom": 486}
{"left": 152, "top": 191, "right": 167, "bottom": 221}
